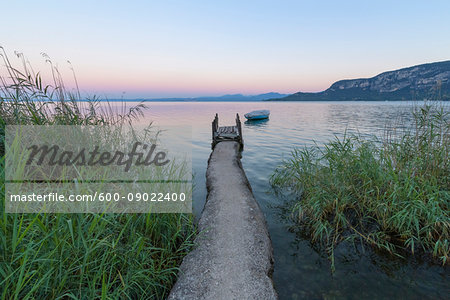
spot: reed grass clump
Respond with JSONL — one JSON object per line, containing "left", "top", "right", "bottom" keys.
{"left": 0, "top": 48, "right": 195, "bottom": 299}
{"left": 271, "top": 103, "right": 449, "bottom": 270}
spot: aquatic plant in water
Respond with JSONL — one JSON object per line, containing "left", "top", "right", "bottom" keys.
{"left": 271, "top": 103, "right": 449, "bottom": 271}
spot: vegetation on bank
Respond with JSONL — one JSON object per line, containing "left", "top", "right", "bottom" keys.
{"left": 271, "top": 103, "right": 449, "bottom": 270}
{"left": 0, "top": 48, "right": 195, "bottom": 299}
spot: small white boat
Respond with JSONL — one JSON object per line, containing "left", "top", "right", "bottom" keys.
{"left": 244, "top": 110, "right": 270, "bottom": 120}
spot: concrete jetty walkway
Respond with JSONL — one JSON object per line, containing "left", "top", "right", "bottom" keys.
{"left": 168, "top": 141, "right": 277, "bottom": 300}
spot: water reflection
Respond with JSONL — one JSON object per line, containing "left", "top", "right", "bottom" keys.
{"left": 244, "top": 118, "right": 269, "bottom": 127}
{"left": 124, "top": 101, "right": 448, "bottom": 299}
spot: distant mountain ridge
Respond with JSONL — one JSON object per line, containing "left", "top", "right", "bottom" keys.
{"left": 141, "top": 92, "right": 287, "bottom": 102}
{"left": 269, "top": 61, "right": 450, "bottom": 101}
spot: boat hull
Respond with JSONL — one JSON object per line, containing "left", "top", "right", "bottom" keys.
{"left": 245, "top": 115, "right": 269, "bottom": 120}
{"left": 244, "top": 110, "right": 270, "bottom": 120}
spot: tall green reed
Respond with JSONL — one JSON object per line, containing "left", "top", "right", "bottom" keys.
{"left": 0, "top": 48, "right": 195, "bottom": 299}
{"left": 271, "top": 102, "right": 449, "bottom": 271}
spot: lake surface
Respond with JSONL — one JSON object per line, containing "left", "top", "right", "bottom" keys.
{"left": 134, "top": 101, "right": 448, "bottom": 299}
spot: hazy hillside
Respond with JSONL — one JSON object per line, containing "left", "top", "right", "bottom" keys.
{"left": 140, "top": 92, "right": 288, "bottom": 102}
{"left": 270, "top": 61, "right": 450, "bottom": 101}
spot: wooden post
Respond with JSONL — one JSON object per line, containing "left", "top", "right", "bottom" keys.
{"left": 236, "top": 113, "right": 243, "bottom": 150}
{"left": 212, "top": 113, "right": 219, "bottom": 149}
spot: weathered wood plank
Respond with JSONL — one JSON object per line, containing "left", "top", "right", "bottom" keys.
{"left": 211, "top": 114, "right": 244, "bottom": 150}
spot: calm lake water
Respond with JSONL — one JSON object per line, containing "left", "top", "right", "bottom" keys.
{"left": 134, "top": 101, "right": 448, "bottom": 299}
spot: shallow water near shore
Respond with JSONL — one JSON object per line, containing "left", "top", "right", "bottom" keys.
{"left": 130, "top": 101, "right": 449, "bottom": 299}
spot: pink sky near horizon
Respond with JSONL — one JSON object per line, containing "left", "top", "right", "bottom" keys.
{"left": 1, "top": 1, "right": 449, "bottom": 99}
{"left": 1, "top": 47, "right": 447, "bottom": 99}
{"left": 67, "top": 59, "right": 448, "bottom": 98}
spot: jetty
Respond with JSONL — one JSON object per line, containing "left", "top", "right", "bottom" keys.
{"left": 169, "top": 114, "right": 277, "bottom": 300}
{"left": 211, "top": 113, "right": 243, "bottom": 150}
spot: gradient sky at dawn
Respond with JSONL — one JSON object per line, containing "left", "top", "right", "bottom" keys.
{"left": 1, "top": 0, "right": 450, "bottom": 98}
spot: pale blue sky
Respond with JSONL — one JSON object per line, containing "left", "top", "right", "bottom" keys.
{"left": 1, "top": 0, "right": 449, "bottom": 98}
